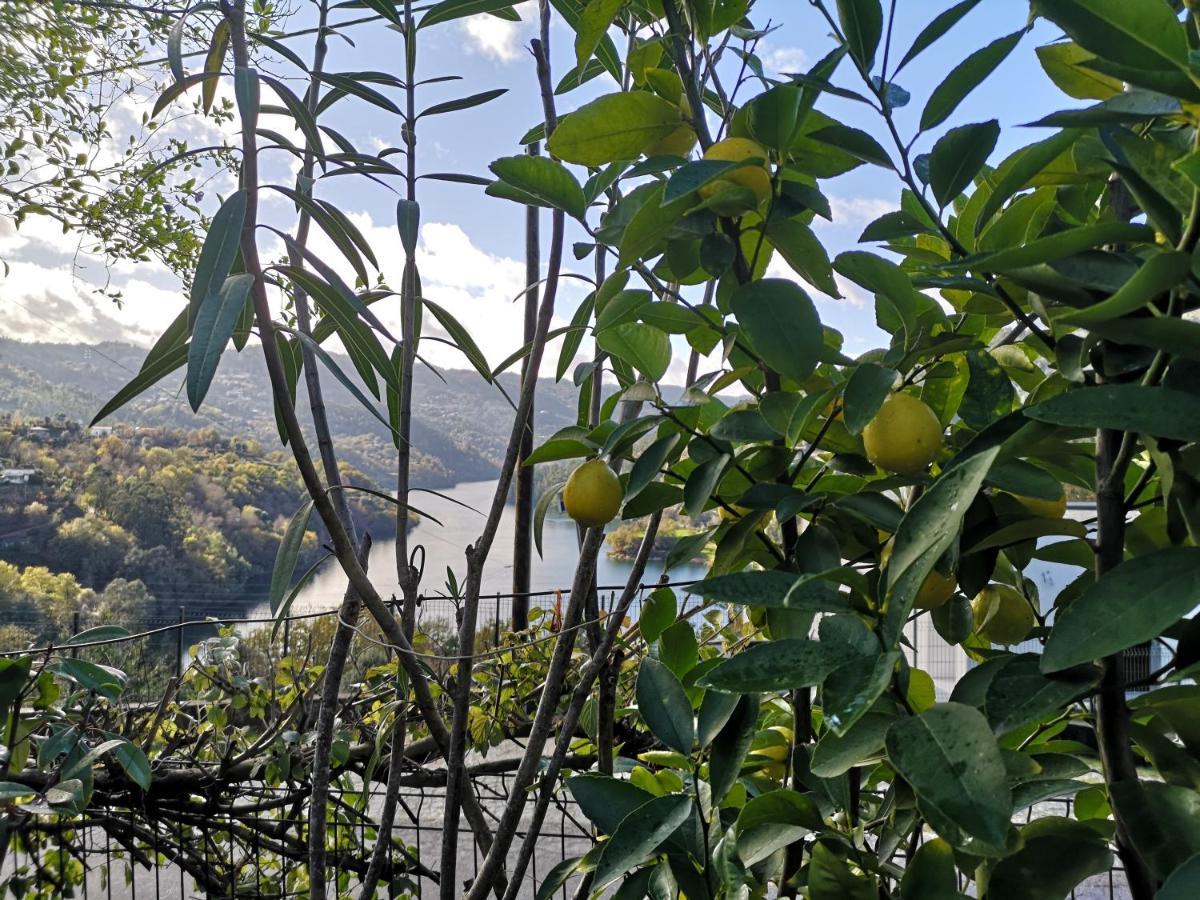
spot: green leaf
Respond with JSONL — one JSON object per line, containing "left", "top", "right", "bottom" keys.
{"left": 269, "top": 500, "right": 314, "bottom": 615}
{"left": 575, "top": 0, "right": 623, "bottom": 70}
{"left": 1025, "top": 385, "right": 1200, "bottom": 443}
{"left": 835, "top": 0, "right": 883, "bottom": 71}
{"left": 151, "top": 71, "right": 222, "bottom": 117}
{"left": 618, "top": 184, "right": 692, "bottom": 267}
{"left": 683, "top": 453, "right": 728, "bottom": 518}
{"left": 895, "top": 0, "right": 983, "bottom": 75}
{"left": 663, "top": 159, "right": 757, "bottom": 203}
{"left": 597, "top": 323, "right": 670, "bottom": 382}
{"left": 807, "top": 123, "right": 893, "bottom": 168}
{"left": 1158, "top": 854, "right": 1200, "bottom": 900}
{"left": 592, "top": 795, "right": 693, "bottom": 889}
{"left": 762, "top": 219, "right": 839, "bottom": 297}
{"left": 960, "top": 222, "right": 1155, "bottom": 273}
{"left": 1036, "top": 41, "right": 1125, "bottom": 100}
{"left": 1028, "top": 90, "right": 1181, "bottom": 127}
{"left": 981, "top": 654, "right": 1100, "bottom": 733}
{"left": 490, "top": 155, "right": 587, "bottom": 219}
{"left": 929, "top": 120, "right": 1000, "bottom": 207}
{"left": 1031, "top": 0, "right": 1188, "bottom": 73}
{"left": 709, "top": 693, "right": 759, "bottom": 802}
{"left": 988, "top": 819, "right": 1113, "bottom": 900}
{"left": 260, "top": 75, "right": 325, "bottom": 165}
{"left": 921, "top": 30, "right": 1024, "bottom": 131}
{"left": 108, "top": 739, "right": 152, "bottom": 791}
{"left": 423, "top": 299, "right": 493, "bottom": 382}
{"left": 810, "top": 709, "right": 894, "bottom": 778}
{"left": 420, "top": 0, "right": 533, "bottom": 28}
{"left": 690, "top": 570, "right": 844, "bottom": 613}
{"left": 639, "top": 588, "right": 676, "bottom": 644}
{"left": 91, "top": 341, "right": 187, "bottom": 425}
{"left": 884, "top": 447, "right": 1001, "bottom": 644}
{"left": 636, "top": 658, "right": 694, "bottom": 753}
{"left": 809, "top": 842, "right": 877, "bottom": 900}
{"left": 548, "top": 92, "right": 682, "bottom": 167}
{"left": 822, "top": 652, "right": 899, "bottom": 737}
{"left": 396, "top": 198, "right": 420, "bottom": 257}
{"left": 731, "top": 279, "right": 822, "bottom": 383}
{"left": 1085, "top": 314, "right": 1200, "bottom": 363}
{"left": 566, "top": 774, "right": 656, "bottom": 835}
{"left": 626, "top": 433, "right": 680, "bottom": 501}
{"left": 1042, "top": 548, "right": 1200, "bottom": 672}
{"left": 900, "top": 838, "right": 965, "bottom": 900}
{"left": 533, "top": 481, "right": 566, "bottom": 558}
{"left": 842, "top": 362, "right": 897, "bottom": 435}
{"left": 419, "top": 88, "right": 507, "bottom": 118}
{"left": 698, "top": 640, "right": 855, "bottom": 693}
{"left": 187, "top": 274, "right": 255, "bottom": 411}
{"left": 735, "top": 790, "right": 822, "bottom": 866}
{"left": 1109, "top": 781, "right": 1200, "bottom": 881}
{"left": 1064, "top": 250, "right": 1191, "bottom": 324}
{"left": 975, "top": 129, "right": 1081, "bottom": 235}
{"left": 64, "top": 626, "right": 130, "bottom": 646}
{"left": 535, "top": 859, "right": 582, "bottom": 900}
{"left": 886, "top": 703, "right": 1011, "bottom": 851}
{"left": 190, "top": 190, "right": 246, "bottom": 315}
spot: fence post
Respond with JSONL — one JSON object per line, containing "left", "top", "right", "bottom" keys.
{"left": 494, "top": 593, "right": 501, "bottom": 647}
{"left": 511, "top": 141, "right": 540, "bottom": 630}
{"left": 176, "top": 606, "right": 185, "bottom": 675}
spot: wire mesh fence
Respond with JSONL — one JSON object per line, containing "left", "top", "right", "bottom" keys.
{"left": 0, "top": 582, "right": 1134, "bottom": 898}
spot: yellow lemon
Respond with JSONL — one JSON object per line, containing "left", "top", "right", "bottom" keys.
{"left": 881, "top": 542, "right": 956, "bottom": 610}
{"left": 862, "top": 393, "right": 944, "bottom": 475}
{"left": 698, "top": 137, "right": 772, "bottom": 215}
{"left": 971, "top": 583, "right": 1036, "bottom": 645}
{"left": 1011, "top": 490, "right": 1067, "bottom": 519}
{"left": 757, "top": 725, "right": 793, "bottom": 779}
{"left": 646, "top": 123, "right": 698, "bottom": 157}
{"left": 562, "top": 459, "right": 623, "bottom": 528}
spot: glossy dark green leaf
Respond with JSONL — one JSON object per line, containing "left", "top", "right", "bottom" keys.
{"left": 810, "top": 709, "right": 894, "bottom": 778}
{"left": 822, "top": 652, "right": 898, "bottom": 737}
{"left": 884, "top": 447, "right": 1001, "bottom": 643}
{"left": 1028, "top": 90, "right": 1181, "bottom": 127}
{"left": 921, "top": 30, "right": 1023, "bottom": 131}
{"left": 988, "top": 819, "right": 1113, "bottom": 900}
{"left": 731, "top": 278, "right": 822, "bottom": 382}
{"left": 699, "top": 640, "right": 855, "bottom": 693}
{"left": 1110, "top": 781, "right": 1200, "bottom": 881}
{"left": 734, "top": 790, "right": 821, "bottom": 866}
{"left": 975, "top": 129, "right": 1081, "bottom": 235}
{"left": 842, "top": 362, "right": 897, "bottom": 435}
{"left": 683, "top": 453, "right": 728, "bottom": 518}
{"left": 592, "top": 795, "right": 693, "bottom": 889}
{"left": 1065, "top": 250, "right": 1191, "bottom": 325}
{"left": 187, "top": 273, "right": 254, "bottom": 411}
{"left": 808, "top": 122, "right": 893, "bottom": 168}
{"left": 566, "top": 774, "right": 657, "bottom": 836}
{"left": 1025, "top": 385, "right": 1200, "bottom": 444}
{"left": 190, "top": 190, "right": 246, "bottom": 315}
{"left": 929, "top": 120, "right": 1000, "bottom": 207}
{"left": 490, "top": 155, "right": 586, "bottom": 219}
{"left": 895, "top": 0, "right": 983, "bottom": 75}
{"left": 900, "top": 838, "right": 965, "bottom": 899}
{"left": 1158, "top": 853, "right": 1200, "bottom": 900}
{"left": 597, "top": 323, "right": 670, "bottom": 382}
{"left": 982, "top": 654, "right": 1100, "bottom": 733}
{"left": 690, "top": 570, "right": 844, "bottom": 613}
{"left": 835, "top": 0, "right": 883, "bottom": 71}
{"left": 886, "top": 703, "right": 1011, "bottom": 851}
{"left": 1042, "top": 548, "right": 1200, "bottom": 672}
{"left": 961, "top": 223, "right": 1154, "bottom": 273}
{"left": 763, "top": 218, "right": 839, "bottom": 297}
{"left": 808, "top": 842, "right": 877, "bottom": 900}
{"left": 1031, "top": 0, "right": 1188, "bottom": 73}
{"left": 636, "top": 658, "right": 694, "bottom": 753}
{"left": 420, "top": 88, "right": 507, "bottom": 119}
{"left": 709, "top": 693, "right": 759, "bottom": 802}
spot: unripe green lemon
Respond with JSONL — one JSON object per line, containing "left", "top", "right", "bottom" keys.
{"left": 697, "top": 138, "right": 771, "bottom": 215}
{"left": 563, "top": 459, "right": 623, "bottom": 528}
{"left": 971, "top": 583, "right": 1035, "bottom": 645}
{"left": 862, "top": 393, "right": 944, "bottom": 475}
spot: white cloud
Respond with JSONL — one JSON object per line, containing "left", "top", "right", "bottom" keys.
{"left": 461, "top": 12, "right": 527, "bottom": 63}
{"left": 826, "top": 195, "right": 895, "bottom": 230}
{"left": 761, "top": 45, "right": 807, "bottom": 75}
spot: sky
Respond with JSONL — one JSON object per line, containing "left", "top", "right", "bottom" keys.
{"left": 0, "top": 0, "right": 1071, "bottom": 390}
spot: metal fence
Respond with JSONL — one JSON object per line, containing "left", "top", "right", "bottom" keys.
{"left": 0, "top": 583, "right": 1133, "bottom": 898}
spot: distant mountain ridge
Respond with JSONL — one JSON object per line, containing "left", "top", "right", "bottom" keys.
{"left": 0, "top": 338, "right": 583, "bottom": 489}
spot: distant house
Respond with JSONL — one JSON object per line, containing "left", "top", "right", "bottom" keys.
{"left": 24, "top": 427, "right": 50, "bottom": 442}
{"left": 0, "top": 468, "right": 41, "bottom": 485}
{"left": 89, "top": 425, "right": 113, "bottom": 438}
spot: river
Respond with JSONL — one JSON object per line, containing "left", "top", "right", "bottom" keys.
{"left": 262, "top": 479, "right": 709, "bottom": 622}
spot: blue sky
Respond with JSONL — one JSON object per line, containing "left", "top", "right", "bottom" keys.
{"left": 0, "top": 1, "right": 1070, "bottom": 382}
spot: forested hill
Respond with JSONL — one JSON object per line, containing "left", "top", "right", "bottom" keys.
{"left": 0, "top": 338, "right": 583, "bottom": 489}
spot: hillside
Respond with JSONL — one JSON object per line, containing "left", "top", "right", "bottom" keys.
{"left": 0, "top": 338, "right": 584, "bottom": 490}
